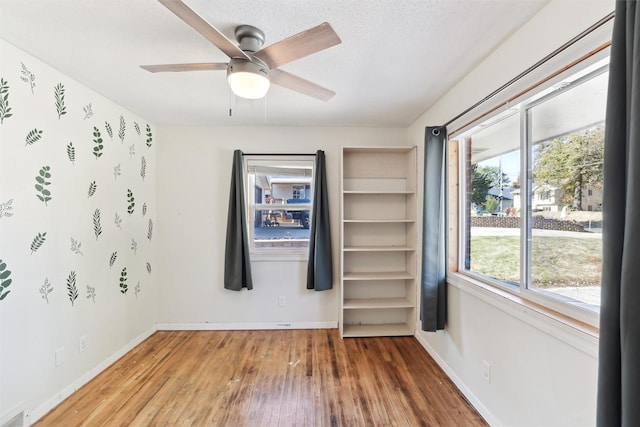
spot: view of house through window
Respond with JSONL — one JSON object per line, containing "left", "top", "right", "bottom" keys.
{"left": 464, "top": 112, "right": 521, "bottom": 287}
{"left": 245, "top": 158, "right": 314, "bottom": 253}
{"left": 461, "top": 58, "right": 607, "bottom": 314}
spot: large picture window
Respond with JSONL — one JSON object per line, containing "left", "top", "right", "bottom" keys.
{"left": 459, "top": 57, "right": 607, "bottom": 322}
{"left": 245, "top": 157, "right": 314, "bottom": 255}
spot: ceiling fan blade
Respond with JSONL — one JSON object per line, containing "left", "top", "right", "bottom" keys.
{"left": 140, "top": 63, "right": 228, "bottom": 73}
{"left": 253, "top": 22, "right": 341, "bottom": 69}
{"left": 270, "top": 69, "right": 335, "bottom": 101}
{"left": 158, "top": 0, "right": 250, "bottom": 60}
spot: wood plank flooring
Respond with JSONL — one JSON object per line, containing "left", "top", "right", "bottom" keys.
{"left": 34, "top": 329, "right": 487, "bottom": 426}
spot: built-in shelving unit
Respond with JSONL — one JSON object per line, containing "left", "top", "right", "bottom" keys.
{"left": 340, "top": 146, "right": 417, "bottom": 338}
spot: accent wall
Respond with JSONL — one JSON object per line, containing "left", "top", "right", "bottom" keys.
{"left": 0, "top": 39, "right": 157, "bottom": 424}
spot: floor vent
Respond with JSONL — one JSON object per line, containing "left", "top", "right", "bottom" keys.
{"left": 0, "top": 411, "right": 25, "bottom": 427}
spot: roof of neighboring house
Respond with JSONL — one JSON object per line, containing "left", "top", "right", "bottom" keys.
{"left": 512, "top": 184, "right": 562, "bottom": 196}
{"left": 488, "top": 187, "right": 514, "bottom": 200}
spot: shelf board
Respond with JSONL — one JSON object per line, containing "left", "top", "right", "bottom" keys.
{"left": 343, "top": 298, "right": 414, "bottom": 309}
{"left": 343, "top": 245, "right": 414, "bottom": 252}
{"left": 343, "top": 271, "right": 414, "bottom": 281}
{"left": 343, "top": 219, "right": 415, "bottom": 223}
{"left": 342, "top": 323, "right": 414, "bottom": 337}
{"left": 342, "top": 146, "right": 416, "bottom": 154}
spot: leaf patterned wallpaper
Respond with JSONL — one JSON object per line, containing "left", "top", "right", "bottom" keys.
{"left": 0, "top": 39, "right": 157, "bottom": 419}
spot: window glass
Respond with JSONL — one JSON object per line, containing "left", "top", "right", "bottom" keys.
{"left": 528, "top": 71, "right": 607, "bottom": 308}
{"left": 459, "top": 59, "right": 608, "bottom": 316}
{"left": 245, "top": 158, "right": 314, "bottom": 253}
{"left": 464, "top": 112, "right": 521, "bottom": 287}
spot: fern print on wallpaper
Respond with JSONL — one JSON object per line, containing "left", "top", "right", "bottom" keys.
{"left": 0, "top": 39, "right": 157, "bottom": 422}
{"left": 0, "top": 259, "right": 12, "bottom": 301}
{"left": 0, "top": 77, "right": 13, "bottom": 123}
{"left": 20, "top": 62, "right": 36, "bottom": 94}
{"left": 0, "top": 49, "right": 155, "bottom": 306}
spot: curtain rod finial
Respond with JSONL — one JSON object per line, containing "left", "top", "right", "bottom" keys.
{"left": 426, "top": 125, "right": 446, "bottom": 137}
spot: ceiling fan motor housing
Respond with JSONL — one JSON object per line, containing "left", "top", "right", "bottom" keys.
{"left": 235, "top": 25, "right": 265, "bottom": 53}
{"left": 227, "top": 57, "right": 270, "bottom": 79}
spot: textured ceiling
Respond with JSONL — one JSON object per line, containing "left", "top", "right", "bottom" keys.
{"left": 0, "top": 0, "right": 549, "bottom": 127}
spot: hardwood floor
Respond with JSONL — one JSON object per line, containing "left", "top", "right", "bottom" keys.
{"left": 35, "top": 330, "right": 487, "bottom": 426}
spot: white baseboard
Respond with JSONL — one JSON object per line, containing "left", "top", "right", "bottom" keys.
{"left": 414, "top": 332, "right": 500, "bottom": 427}
{"left": 156, "top": 321, "right": 338, "bottom": 331}
{"left": 28, "top": 326, "right": 157, "bottom": 425}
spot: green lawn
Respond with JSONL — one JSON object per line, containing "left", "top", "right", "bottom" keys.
{"left": 469, "top": 235, "right": 602, "bottom": 288}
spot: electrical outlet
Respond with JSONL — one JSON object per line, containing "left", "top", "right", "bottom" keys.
{"left": 55, "top": 347, "right": 65, "bottom": 366}
{"left": 278, "top": 296, "right": 286, "bottom": 307}
{"left": 79, "top": 335, "right": 87, "bottom": 353}
{"left": 482, "top": 360, "right": 491, "bottom": 383}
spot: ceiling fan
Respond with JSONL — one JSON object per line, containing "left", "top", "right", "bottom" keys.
{"left": 141, "top": 0, "right": 342, "bottom": 101}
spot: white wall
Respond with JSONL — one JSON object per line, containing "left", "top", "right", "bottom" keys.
{"left": 0, "top": 40, "right": 157, "bottom": 424}
{"left": 156, "top": 126, "right": 407, "bottom": 328}
{"left": 408, "top": 1, "right": 613, "bottom": 425}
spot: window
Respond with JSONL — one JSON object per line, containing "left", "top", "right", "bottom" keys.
{"left": 292, "top": 184, "right": 308, "bottom": 200}
{"left": 245, "top": 157, "right": 314, "bottom": 255}
{"left": 459, "top": 57, "right": 607, "bottom": 322}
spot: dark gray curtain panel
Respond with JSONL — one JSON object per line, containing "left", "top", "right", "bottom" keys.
{"left": 224, "top": 150, "right": 253, "bottom": 291}
{"left": 421, "top": 126, "right": 447, "bottom": 331}
{"left": 597, "top": 2, "right": 640, "bottom": 425}
{"left": 307, "top": 150, "right": 333, "bottom": 291}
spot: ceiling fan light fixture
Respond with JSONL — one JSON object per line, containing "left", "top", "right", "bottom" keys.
{"left": 227, "top": 59, "right": 271, "bottom": 100}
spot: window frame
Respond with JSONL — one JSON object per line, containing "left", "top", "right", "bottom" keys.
{"left": 244, "top": 155, "right": 315, "bottom": 260}
{"left": 455, "top": 59, "right": 609, "bottom": 327}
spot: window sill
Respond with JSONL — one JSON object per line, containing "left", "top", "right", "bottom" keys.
{"left": 447, "top": 272, "right": 599, "bottom": 357}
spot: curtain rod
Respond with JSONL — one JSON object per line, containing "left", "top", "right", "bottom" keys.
{"left": 444, "top": 11, "right": 615, "bottom": 130}
{"left": 243, "top": 153, "right": 317, "bottom": 156}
